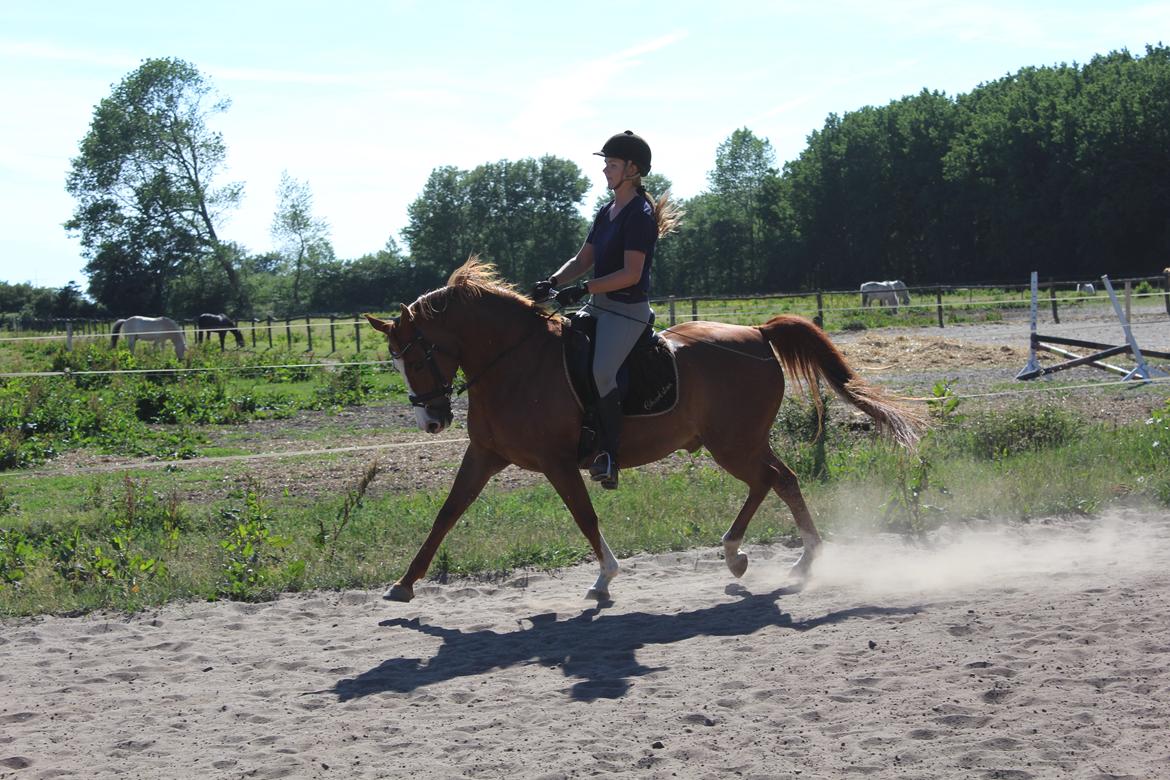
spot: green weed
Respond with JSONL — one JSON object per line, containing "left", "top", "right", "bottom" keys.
{"left": 315, "top": 460, "right": 380, "bottom": 560}
{"left": 218, "top": 480, "right": 294, "bottom": 600}
{"left": 956, "top": 405, "right": 1083, "bottom": 459}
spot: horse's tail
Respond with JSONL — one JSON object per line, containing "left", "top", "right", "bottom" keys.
{"left": 757, "top": 315, "right": 927, "bottom": 448}
{"left": 111, "top": 319, "right": 124, "bottom": 347}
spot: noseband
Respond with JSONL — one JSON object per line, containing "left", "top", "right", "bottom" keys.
{"left": 391, "top": 330, "right": 455, "bottom": 409}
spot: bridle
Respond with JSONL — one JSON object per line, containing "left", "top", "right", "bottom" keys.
{"left": 388, "top": 310, "right": 551, "bottom": 412}
{"left": 390, "top": 327, "right": 457, "bottom": 410}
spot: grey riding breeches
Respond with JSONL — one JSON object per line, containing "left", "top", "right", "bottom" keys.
{"left": 585, "top": 293, "right": 653, "bottom": 397}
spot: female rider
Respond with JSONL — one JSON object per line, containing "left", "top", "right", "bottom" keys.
{"left": 533, "top": 131, "right": 679, "bottom": 489}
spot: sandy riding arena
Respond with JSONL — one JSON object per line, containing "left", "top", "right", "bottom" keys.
{"left": 3, "top": 509, "right": 1169, "bottom": 779}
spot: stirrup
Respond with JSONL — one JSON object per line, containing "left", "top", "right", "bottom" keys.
{"left": 589, "top": 452, "right": 619, "bottom": 489}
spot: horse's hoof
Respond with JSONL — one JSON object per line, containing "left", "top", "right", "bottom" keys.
{"left": 585, "top": 588, "right": 610, "bottom": 602}
{"left": 727, "top": 552, "right": 749, "bottom": 578}
{"left": 383, "top": 583, "right": 414, "bottom": 602}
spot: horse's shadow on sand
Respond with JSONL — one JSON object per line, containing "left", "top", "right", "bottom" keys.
{"left": 332, "top": 585, "right": 927, "bottom": 702}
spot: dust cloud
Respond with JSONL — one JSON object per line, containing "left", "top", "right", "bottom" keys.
{"left": 798, "top": 508, "right": 1167, "bottom": 597}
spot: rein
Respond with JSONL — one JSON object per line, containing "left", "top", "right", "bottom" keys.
{"left": 553, "top": 296, "right": 776, "bottom": 363}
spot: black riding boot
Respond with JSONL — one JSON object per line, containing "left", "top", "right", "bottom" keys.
{"left": 590, "top": 389, "right": 623, "bottom": 489}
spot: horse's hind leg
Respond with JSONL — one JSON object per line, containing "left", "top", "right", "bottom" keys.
{"left": 721, "top": 480, "right": 768, "bottom": 578}
{"left": 764, "top": 450, "right": 823, "bottom": 580}
{"left": 712, "top": 447, "right": 822, "bottom": 582}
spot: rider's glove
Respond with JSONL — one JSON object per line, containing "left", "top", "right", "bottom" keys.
{"left": 532, "top": 277, "right": 556, "bottom": 302}
{"left": 555, "top": 282, "right": 589, "bottom": 306}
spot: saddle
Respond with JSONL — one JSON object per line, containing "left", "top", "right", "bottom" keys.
{"left": 561, "top": 310, "right": 679, "bottom": 462}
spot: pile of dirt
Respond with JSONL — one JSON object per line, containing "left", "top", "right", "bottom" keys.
{"left": 837, "top": 332, "right": 1032, "bottom": 370}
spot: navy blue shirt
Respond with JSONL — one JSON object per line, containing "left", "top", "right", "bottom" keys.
{"left": 586, "top": 194, "right": 657, "bottom": 303}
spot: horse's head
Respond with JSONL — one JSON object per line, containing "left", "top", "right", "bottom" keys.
{"left": 367, "top": 305, "right": 458, "bottom": 434}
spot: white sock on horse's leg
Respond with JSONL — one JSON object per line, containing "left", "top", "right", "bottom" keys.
{"left": 722, "top": 533, "right": 749, "bottom": 578}
{"left": 587, "top": 533, "right": 619, "bottom": 599}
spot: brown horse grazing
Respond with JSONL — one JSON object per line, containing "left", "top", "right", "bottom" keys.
{"left": 367, "top": 257, "right": 925, "bottom": 603}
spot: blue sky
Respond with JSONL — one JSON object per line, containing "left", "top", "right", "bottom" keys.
{"left": 1, "top": 1, "right": 1166, "bottom": 288}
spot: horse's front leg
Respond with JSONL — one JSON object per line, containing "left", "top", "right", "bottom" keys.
{"left": 385, "top": 444, "right": 508, "bottom": 602}
{"left": 543, "top": 462, "right": 619, "bottom": 601}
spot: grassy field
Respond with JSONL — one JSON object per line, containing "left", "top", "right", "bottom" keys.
{"left": 653, "top": 284, "right": 1168, "bottom": 329}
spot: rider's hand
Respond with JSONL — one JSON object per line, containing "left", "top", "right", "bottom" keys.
{"left": 555, "top": 282, "right": 589, "bottom": 306}
{"left": 532, "top": 277, "right": 555, "bottom": 302}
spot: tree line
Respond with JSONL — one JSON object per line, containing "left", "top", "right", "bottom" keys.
{"left": 26, "top": 44, "right": 1169, "bottom": 321}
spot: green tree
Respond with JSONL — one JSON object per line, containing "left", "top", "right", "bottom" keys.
{"left": 401, "top": 166, "right": 468, "bottom": 288}
{"left": 65, "top": 57, "right": 243, "bottom": 313}
{"left": 708, "top": 128, "right": 780, "bottom": 289}
{"left": 403, "top": 157, "right": 589, "bottom": 287}
{"left": 271, "top": 171, "right": 333, "bottom": 310}
{"left": 309, "top": 238, "right": 411, "bottom": 313}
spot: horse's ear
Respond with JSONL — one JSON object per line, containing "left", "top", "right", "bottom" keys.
{"left": 398, "top": 303, "right": 413, "bottom": 321}
{"left": 365, "top": 314, "right": 395, "bottom": 335}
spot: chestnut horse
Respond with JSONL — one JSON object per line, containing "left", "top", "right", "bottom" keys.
{"left": 367, "top": 257, "right": 925, "bottom": 602}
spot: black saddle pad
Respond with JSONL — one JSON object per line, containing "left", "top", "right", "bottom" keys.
{"left": 562, "top": 312, "right": 679, "bottom": 417}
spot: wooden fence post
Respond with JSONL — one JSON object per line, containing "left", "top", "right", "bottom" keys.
{"left": 305, "top": 315, "right": 313, "bottom": 352}
{"left": 66, "top": 320, "right": 73, "bottom": 351}
{"left": 691, "top": 297, "right": 698, "bottom": 322}
{"left": 936, "top": 288, "right": 944, "bottom": 327}
{"left": 285, "top": 318, "right": 292, "bottom": 350}
{"left": 329, "top": 315, "right": 336, "bottom": 354}
{"left": 668, "top": 296, "right": 676, "bottom": 326}
{"left": 354, "top": 313, "right": 361, "bottom": 353}
{"left": 250, "top": 319, "right": 257, "bottom": 348}
{"left": 1049, "top": 278, "right": 1059, "bottom": 324}
{"left": 815, "top": 291, "right": 824, "bottom": 328}
{"left": 267, "top": 316, "right": 274, "bottom": 349}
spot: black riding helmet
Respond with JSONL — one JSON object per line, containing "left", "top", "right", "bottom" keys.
{"left": 594, "top": 130, "right": 651, "bottom": 175}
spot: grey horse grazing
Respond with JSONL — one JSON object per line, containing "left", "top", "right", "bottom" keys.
{"left": 111, "top": 316, "right": 186, "bottom": 360}
{"left": 860, "top": 280, "right": 911, "bottom": 313}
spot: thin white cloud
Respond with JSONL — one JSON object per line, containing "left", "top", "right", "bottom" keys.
{"left": 0, "top": 40, "right": 136, "bottom": 69}
{"left": 508, "top": 30, "right": 689, "bottom": 134}
{"left": 764, "top": 94, "right": 815, "bottom": 117}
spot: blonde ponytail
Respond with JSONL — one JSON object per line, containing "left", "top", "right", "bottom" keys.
{"left": 643, "top": 188, "right": 684, "bottom": 238}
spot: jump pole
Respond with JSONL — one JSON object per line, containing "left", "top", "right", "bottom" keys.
{"left": 1016, "top": 271, "right": 1043, "bottom": 379}
{"left": 1018, "top": 271, "right": 1170, "bottom": 382}
{"left": 1100, "top": 275, "right": 1167, "bottom": 381}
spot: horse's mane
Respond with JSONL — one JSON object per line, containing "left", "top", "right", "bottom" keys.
{"left": 411, "top": 255, "right": 538, "bottom": 320}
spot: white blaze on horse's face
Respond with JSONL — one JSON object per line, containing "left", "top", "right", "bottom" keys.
{"left": 391, "top": 356, "right": 440, "bottom": 433}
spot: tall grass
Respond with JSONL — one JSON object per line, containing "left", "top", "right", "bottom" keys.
{"left": 0, "top": 342, "right": 407, "bottom": 469}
